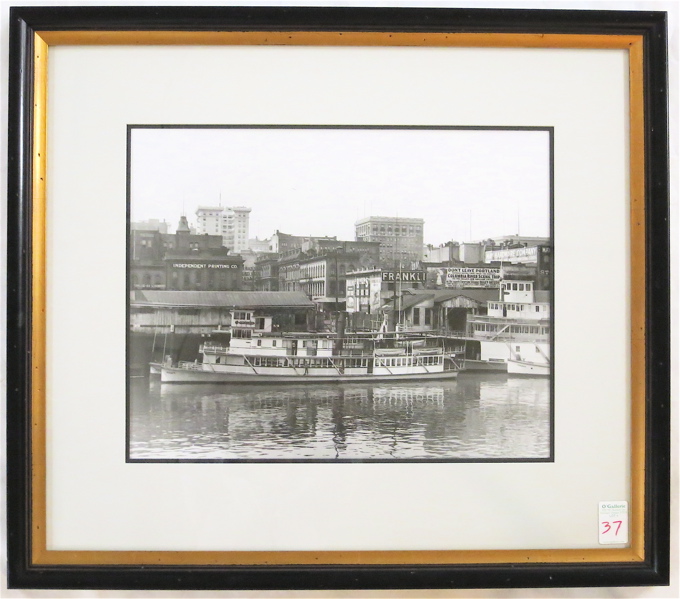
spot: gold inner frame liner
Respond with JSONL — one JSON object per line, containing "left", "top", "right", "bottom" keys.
{"left": 31, "top": 30, "right": 646, "bottom": 566}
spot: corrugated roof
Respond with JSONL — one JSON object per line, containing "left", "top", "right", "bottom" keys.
{"left": 385, "top": 288, "right": 499, "bottom": 309}
{"left": 131, "top": 290, "right": 315, "bottom": 308}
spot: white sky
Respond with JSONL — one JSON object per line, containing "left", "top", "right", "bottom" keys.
{"left": 129, "top": 127, "right": 551, "bottom": 244}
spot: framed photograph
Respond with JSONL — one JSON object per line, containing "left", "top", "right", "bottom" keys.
{"left": 6, "top": 5, "right": 670, "bottom": 590}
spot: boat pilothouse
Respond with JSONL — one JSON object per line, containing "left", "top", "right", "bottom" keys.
{"left": 466, "top": 278, "right": 550, "bottom": 375}
{"left": 160, "top": 309, "right": 460, "bottom": 383}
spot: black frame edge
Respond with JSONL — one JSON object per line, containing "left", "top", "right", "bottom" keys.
{"left": 642, "top": 9, "right": 671, "bottom": 588}
{"left": 5, "top": 5, "right": 671, "bottom": 591}
{"left": 6, "top": 8, "right": 35, "bottom": 591}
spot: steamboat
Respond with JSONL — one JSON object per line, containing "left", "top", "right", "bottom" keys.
{"left": 160, "top": 310, "right": 460, "bottom": 383}
{"left": 465, "top": 277, "right": 550, "bottom": 376}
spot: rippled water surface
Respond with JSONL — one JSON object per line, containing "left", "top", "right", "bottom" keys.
{"left": 129, "top": 373, "right": 551, "bottom": 461}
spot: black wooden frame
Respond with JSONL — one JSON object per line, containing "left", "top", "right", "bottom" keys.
{"left": 6, "top": 5, "right": 670, "bottom": 590}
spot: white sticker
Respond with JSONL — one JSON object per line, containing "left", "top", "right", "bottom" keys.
{"left": 599, "top": 501, "right": 629, "bottom": 545}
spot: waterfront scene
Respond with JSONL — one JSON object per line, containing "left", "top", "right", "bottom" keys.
{"left": 128, "top": 126, "right": 552, "bottom": 462}
{"left": 129, "top": 374, "right": 551, "bottom": 461}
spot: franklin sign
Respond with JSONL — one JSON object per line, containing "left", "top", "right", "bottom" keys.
{"left": 381, "top": 271, "right": 425, "bottom": 282}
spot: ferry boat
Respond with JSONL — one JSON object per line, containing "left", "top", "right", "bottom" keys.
{"left": 465, "top": 278, "right": 550, "bottom": 376}
{"left": 160, "top": 310, "right": 459, "bottom": 383}
{"left": 507, "top": 358, "right": 550, "bottom": 376}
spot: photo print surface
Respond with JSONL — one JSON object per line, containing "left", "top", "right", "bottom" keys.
{"left": 127, "top": 126, "right": 553, "bottom": 462}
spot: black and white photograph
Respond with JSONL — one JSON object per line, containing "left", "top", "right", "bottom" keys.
{"left": 127, "top": 126, "right": 553, "bottom": 462}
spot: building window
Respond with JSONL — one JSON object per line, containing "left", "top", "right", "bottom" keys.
{"left": 413, "top": 309, "right": 420, "bottom": 325}
{"left": 425, "top": 309, "right": 431, "bottom": 326}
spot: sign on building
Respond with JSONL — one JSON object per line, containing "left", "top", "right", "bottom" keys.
{"left": 381, "top": 270, "right": 426, "bottom": 282}
{"left": 430, "top": 266, "right": 501, "bottom": 288}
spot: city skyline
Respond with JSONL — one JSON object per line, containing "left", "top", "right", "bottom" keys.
{"left": 130, "top": 127, "right": 551, "bottom": 245}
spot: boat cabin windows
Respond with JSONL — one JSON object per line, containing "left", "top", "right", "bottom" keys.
{"left": 233, "top": 311, "right": 252, "bottom": 321}
{"left": 232, "top": 329, "right": 252, "bottom": 339}
{"left": 375, "top": 355, "right": 441, "bottom": 367}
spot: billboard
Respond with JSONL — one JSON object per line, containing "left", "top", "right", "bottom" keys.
{"left": 429, "top": 266, "right": 501, "bottom": 288}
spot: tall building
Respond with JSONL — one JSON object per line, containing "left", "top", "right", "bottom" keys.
{"left": 354, "top": 216, "right": 424, "bottom": 266}
{"left": 195, "top": 206, "right": 251, "bottom": 253}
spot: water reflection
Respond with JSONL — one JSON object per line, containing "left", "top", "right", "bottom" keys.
{"left": 129, "top": 374, "right": 550, "bottom": 461}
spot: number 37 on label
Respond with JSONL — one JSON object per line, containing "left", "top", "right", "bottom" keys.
{"left": 599, "top": 501, "right": 629, "bottom": 545}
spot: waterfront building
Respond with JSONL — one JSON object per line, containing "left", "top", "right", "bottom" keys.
{"left": 268, "top": 231, "right": 338, "bottom": 254}
{"left": 484, "top": 243, "right": 552, "bottom": 291}
{"left": 302, "top": 239, "right": 381, "bottom": 262}
{"left": 164, "top": 250, "right": 243, "bottom": 291}
{"left": 128, "top": 290, "right": 315, "bottom": 371}
{"left": 482, "top": 234, "right": 550, "bottom": 248}
{"left": 354, "top": 216, "right": 424, "bottom": 266}
{"left": 237, "top": 249, "right": 260, "bottom": 291}
{"left": 253, "top": 254, "right": 280, "bottom": 291}
{"left": 423, "top": 243, "right": 458, "bottom": 264}
{"left": 388, "top": 289, "right": 497, "bottom": 334}
{"left": 344, "top": 268, "right": 426, "bottom": 315}
{"left": 195, "top": 205, "right": 251, "bottom": 253}
{"left": 130, "top": 290, "right": 315, "bottom": 335}
{"left": 130, "top": 216, "right": 240, "bottom": 291}
{"left": 248, "top": 236, "right": 272, "bottom": 253}
{"left": 131, "top": 218, "right": 170, "bottom": 234}
{"left": 297, "top": 251, "right": 376, "bottom": 311}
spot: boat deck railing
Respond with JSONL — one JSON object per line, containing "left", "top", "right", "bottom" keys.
{"left": 176, "top": 361, "right": 204, "bottom": 371}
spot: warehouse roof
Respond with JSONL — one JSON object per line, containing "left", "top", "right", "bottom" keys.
{"left": 385, "top": 288, "right": 499, "bottom": 310}
{"left": 131, "top": 290, "right": 315, "bottom": 309}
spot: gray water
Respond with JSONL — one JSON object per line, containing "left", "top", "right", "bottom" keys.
{"left": 128, "top": 373, "right": 551, "bottom": 461}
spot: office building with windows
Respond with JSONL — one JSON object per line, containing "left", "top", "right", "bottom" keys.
{"left": 196, "top": 206, "right": 251, "bottom": 253}
{"left": 354, "top": 216, "right": 424, "bottom": 266}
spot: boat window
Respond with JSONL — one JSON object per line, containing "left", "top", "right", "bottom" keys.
{"left": 518, "top": 283, "right": 524, "bottom": 290}
{"left": 272, "top": 340, "right": 277, "bottom": 347}
{"left": 516, "top": 346, "right": 521, "bottom": 352}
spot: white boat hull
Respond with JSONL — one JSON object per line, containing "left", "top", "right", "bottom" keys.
{"left": 149, "top": 362, "right": 162, "bottom": 375}
{"left": 462, "top": 359, "right": 507, "bottom": 373}
{"left": 507, "top": 359, "right": 550, "bottom": 376}
{"left": 160, "top": 365, "right": 458, "bottom": 384}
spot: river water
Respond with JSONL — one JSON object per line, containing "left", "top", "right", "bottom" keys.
{"left": 128, "top": 373, "right": 551, "bottom": 461}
